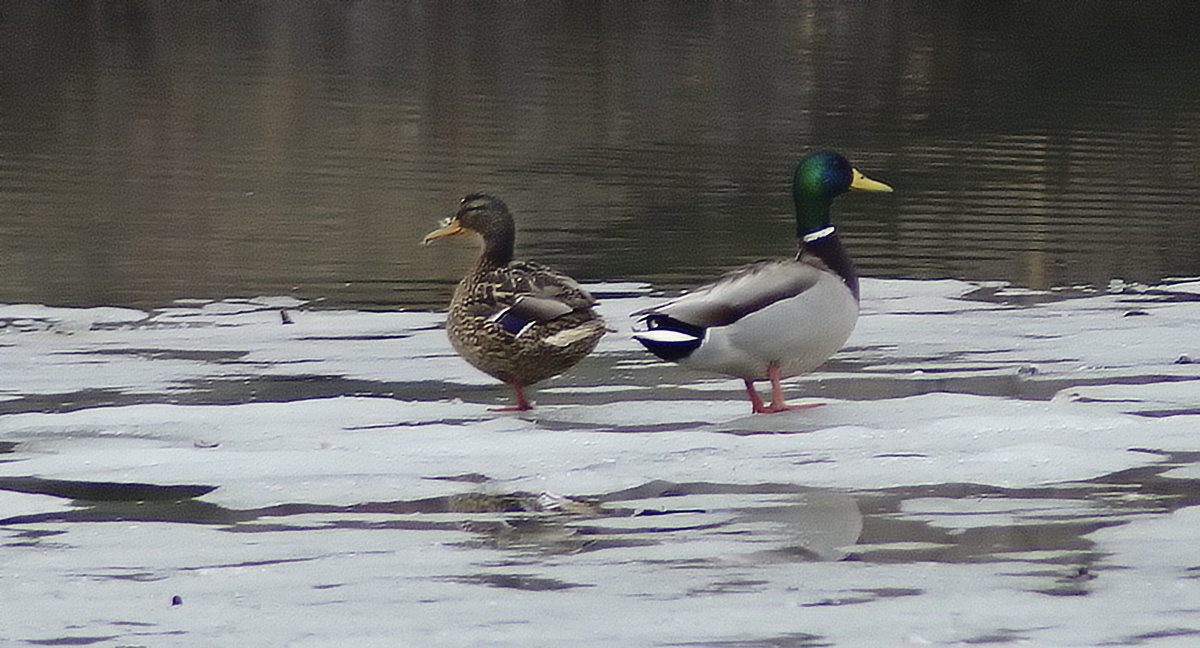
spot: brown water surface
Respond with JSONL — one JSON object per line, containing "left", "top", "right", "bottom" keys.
{"left": 2, "top": 1, "right": 1199, "bottom": 309}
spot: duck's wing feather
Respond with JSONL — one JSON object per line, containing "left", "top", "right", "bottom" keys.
{"left": 635, "top": 259, "right": 822, "bottom": 328}
{"left": 463, "top": 261, "right": 598, "bottom": 326}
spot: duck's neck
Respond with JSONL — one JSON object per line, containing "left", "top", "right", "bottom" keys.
{"left": 792, "top": 189, "right": 835, "bottom": 238}
{"left": 798, "top": 228, "right": 859, "bottom": 300}
{"left": 794, "top": 195, "right": 858, "bottom": 300}
{"left": 475, "top": 227, "right": 515, "bottom": 272}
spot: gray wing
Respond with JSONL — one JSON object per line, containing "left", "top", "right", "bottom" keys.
{"left": 469, "top": 260, "right": 597, "bottom": 324}
{"left": 507, "top": 295, "right": 574, "bottom": 321}
{"left": 636, "top": 259, "right": 822, "bottom": 328}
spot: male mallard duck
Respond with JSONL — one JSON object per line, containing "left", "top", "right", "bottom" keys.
{"left": 423, "top": 194, "right": 607, "bottom": 411}
{"left": 632, "top": 151, "right": 892, "bottom": 414}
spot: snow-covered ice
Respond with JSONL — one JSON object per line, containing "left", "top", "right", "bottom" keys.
{"left": 3, "top": 279, "right": 1200, "bottom": 646}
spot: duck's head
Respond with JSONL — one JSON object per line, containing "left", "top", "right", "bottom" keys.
{"left": 423, "top": 194, "right": 513, "bottom": 243}
{"left": 423, "top": 194, "right": 516, "bottom": 265}
{"left": 792, "top": 151, "right": 892, "bottom": 236}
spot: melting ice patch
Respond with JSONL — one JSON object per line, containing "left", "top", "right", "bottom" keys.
{"left": 3, "top": 279, "right": 1200, "bottom": 647}
{"left": 2, "top": 278, "right": 1199, "bottom": 494}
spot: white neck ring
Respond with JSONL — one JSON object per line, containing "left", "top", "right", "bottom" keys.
{"left": 802, "top": 226, "right": 836, "bottom": 243}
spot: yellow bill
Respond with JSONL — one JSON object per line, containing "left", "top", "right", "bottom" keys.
{"left": 850, "top": 168, "right": 893, "bottom": 193}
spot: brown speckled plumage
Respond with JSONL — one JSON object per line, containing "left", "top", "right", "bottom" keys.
{"left": 424, "top": 194, "right": 606, "bottom": 410}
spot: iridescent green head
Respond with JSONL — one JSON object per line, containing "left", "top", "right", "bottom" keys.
{"left": 792, "top": 151, "right": 892, "bottom": 237}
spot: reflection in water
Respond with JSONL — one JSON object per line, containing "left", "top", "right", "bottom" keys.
{"left": 1, "top": 2, "right": 1199, "bottom": 309}
{"left": 6, "top": 468, "right": 1185, "bottom": 579}
{"left": 0, "top": 476, "right": 863, "bottom": 564}
{"left": 2, "top": 465, "right": 1189, "bottom": 620}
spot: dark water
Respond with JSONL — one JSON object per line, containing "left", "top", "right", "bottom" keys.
{"left": 2, "top": 1, "right": 1200, "bottom": 310}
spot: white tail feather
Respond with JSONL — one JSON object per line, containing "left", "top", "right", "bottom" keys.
{"left": 631, "top": 329, "right": 701, "bottom": 344}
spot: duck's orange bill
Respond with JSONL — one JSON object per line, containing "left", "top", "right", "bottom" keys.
{"left": 422, "top": 217, "right": 465, "bottom": 244}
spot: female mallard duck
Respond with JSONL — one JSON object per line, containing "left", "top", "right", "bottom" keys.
{"left": 632, "top": 151, "right": 892, "bottom": 414}
{"left": 423, "top": 194, "right": 607, "bottom": 411}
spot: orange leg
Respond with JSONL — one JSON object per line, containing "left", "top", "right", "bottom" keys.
{"left": 743, "top": 379, "right": 772, "bottom": 414}
{"left": 745, "top": 364, "right": 823, "bottom": 414}
{"left": 490, "top": 382, "right": 533, "bottom": 411}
